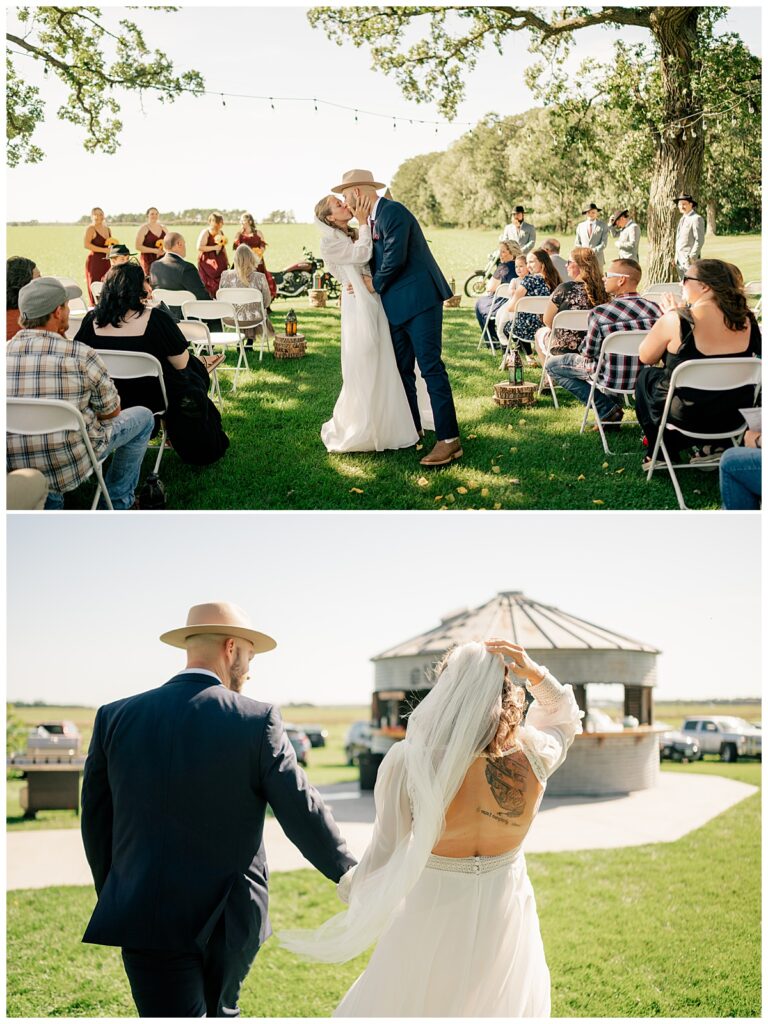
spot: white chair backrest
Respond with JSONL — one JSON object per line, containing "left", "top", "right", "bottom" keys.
{"left": 216, "top": 287, "right": 264, "bottom": 308}
{"left": 667, "top": 356, "right": 762, "bottom": 393}
{"left": 183, "top": 300, "right": 236, "bottom": 321}
{"left": 178, "top": 319, "right": 211, "bottom": 345}
{"left": 744, "top": 281, "right": 762, "bottom": 297}
{"left": 599, "top": 329, "right": 649, "bottom": 358}
{"left": 644, "top": 282, "right": 683, "bottom": 296}
{"left": 98, "top": 349, "right": 168, "bottom": 412}
{"left": 552, "top": 309, "right": 591, "bottom": 333}
{"left": 53, "top": 276, "right": 87, "bottom": 312}
{"left": 152, "top": 289, "right": 198, "bottom": 308}
{"left": 493, "top": 283, "right": 514, "bottom": 301}
{"left": 7, "top": 396, "right": 88, "bottom": 436}
{"left": 91, "top": 281, "right": 104, "bottom": 301}
{"left": 515, "top": 296, "right": 550, "bottom": 316}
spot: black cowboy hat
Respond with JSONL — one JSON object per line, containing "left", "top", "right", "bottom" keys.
{"left": 581, "top": 203, "right": 602, "bottom": 214}
{"left": 609, "top": 209, "right": 629, "bottom": 226}
{"left": 107, "top": 243, "right": 138, "bottom": 258}
{"left": 673, "top": 194, "right": 698, "bottom": 207}
{"left": 513, "top": 205, "right": 526, "bottom": 214}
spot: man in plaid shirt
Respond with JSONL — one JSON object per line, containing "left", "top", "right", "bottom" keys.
{"left": 6, "top": 277, "right": 154, "bottom": 509}
{"left": 546, "top": 258, "right": 661, "bottom": 426}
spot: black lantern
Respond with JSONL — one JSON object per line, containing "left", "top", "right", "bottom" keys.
{"left": 285, "top": 308, "right": 298, "bottom": 337}
{"left": 507, "top": 346, "right": 525, "bottom": 385}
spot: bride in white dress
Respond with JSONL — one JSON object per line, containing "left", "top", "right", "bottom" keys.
{"left": 314, "top": 194, "right": 433, "bottom": 452}
{"left": 280, "top": 639, "right": 583, "bottom": 1017}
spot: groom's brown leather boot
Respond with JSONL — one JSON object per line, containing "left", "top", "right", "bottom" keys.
{"left": 420, "top": 438, "right": 463, "bottom": 466}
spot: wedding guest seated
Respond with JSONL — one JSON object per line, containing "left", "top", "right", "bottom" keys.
{"left": 108, "top": 243, "right": 138, "bottom": 268}
{"left": 719, "top": 430, "right": 761, "bottom": 509}
{"left": 219, "top": 244, "right": 275, "bottom": 348}
{"left": 6, "top": 277, "right": 154, "bottom": 509}
{"left": 150, "top": 232, "right": 211, "bottom": 320}
{"left": 498, "top": 248, "right": 561, "bottom": 356}
{"left": 546, "top": 259, "right": 661, "bottom": 428}
{"left": 635, "top": 259, "right": 761, "bottom": 469}
{"left": 7, "top": 256, "right": 40, "bottom": 341}
{"left": 75, "top": 263, "right": 229, "bottom": 466}
{"left": 474, "top": 240, "right": 522, "bottom": 345}
{"left": 541, "top": 238, "right": 569, "bottom": 283}
{"left": 533, "top": 247, "right": 607, "bottom": 365}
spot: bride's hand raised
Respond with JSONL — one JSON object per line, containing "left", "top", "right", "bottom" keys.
{"left": 484, "top": 639, "right": 546, "bottom": 685}
{"left": 355, "top": 194, "right": 374, "bottom": 224}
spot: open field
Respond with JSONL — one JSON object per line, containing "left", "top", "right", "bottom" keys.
{"left": 6, "top": 759, "right": 760, "bottom": 1017}
{"left": 6, "top": 223, "right": 762, "bottom": 299}
{"left": 6, "top": 226, "right": 760, "bottom": 512}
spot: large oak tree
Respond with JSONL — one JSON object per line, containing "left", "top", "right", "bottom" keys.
{"left": 309, "top": 5, "right": 759, "bottom": 280}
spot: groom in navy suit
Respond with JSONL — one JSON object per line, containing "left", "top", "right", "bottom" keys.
{"left": 333, "top": 169, "right": 462, "bottom": 466}
{"left": 81, "top": 602, "right": 355, "bottom": 1017}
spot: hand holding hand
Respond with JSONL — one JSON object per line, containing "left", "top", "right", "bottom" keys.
{"left": 484, "top": 639, "right": 546, "bottom": 685}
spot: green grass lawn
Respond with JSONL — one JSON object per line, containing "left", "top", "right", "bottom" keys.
{"left": 6, "top": 759, "right": 759, "bottom": 1017}
{"left": 6, "top": 226, "right": 760, "bottom": 512}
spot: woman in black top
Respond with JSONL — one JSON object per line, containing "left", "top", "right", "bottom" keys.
{"left": 635, "top": 259, "right": 761, "bottom": 465}
{"left": 75, "top": 263, "right": 229, "bottom": 465}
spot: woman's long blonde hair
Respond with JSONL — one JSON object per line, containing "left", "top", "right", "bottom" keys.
{"left": 314, "top": 195, "right": 358, "bottom": 241}
{"left": 233, "top": 244, "right": 258, "bottom": 286}
{"left": 569, "top": 246, "right": 608, "bottom": 307}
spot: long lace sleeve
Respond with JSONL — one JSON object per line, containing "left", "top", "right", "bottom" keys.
{"left": 337, "top": 740, "right": 411, "bottom": 904}
{"left": 320, "top": 224, "right": 373, "bottom": 280}
{"left": 517, "top": 672, "right": 584, "bottom": 784}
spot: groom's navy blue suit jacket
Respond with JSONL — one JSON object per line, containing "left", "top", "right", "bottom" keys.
{"left": 371, "top": 197, "right": 452, "bottom": 327}
{"left": 81, "top": 672, "right": 355, "bottom": 954}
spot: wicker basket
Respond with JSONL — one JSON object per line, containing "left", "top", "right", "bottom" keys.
{"left": 274, "top": 332, "right": 307, "bottom": 359}
{"left": 444, "top": 294, "right": 462, "bottom": 308}
{"left": 309, "top": 289, "right": 328, "bottom": 308}
{"left": 493, "top": 381, "right": 537, "bottom": 408}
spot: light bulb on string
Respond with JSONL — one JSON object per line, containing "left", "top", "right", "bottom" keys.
{"left": 354, "top": 109, "right": 358, "bottom": 123}
{"left": 269, "top": 97, "right": 275, "bottom": 111}
{"left": 313, "top": 98, "right": 318, "bottom": 113}
{"left": 221, "top": 93, "right": 226, "bottom": 107}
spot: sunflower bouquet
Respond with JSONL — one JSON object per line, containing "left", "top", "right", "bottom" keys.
{"left": 252, "top": 246, "right": 264, "bottom": 259}
{"left": 155, "top": 239, "right": 164, "bottom": 249}
{"left": 214, "top": 233, "right": 228, "bottom": 246}
{"left": 105, "top": 236, "right": 120, "bottom": 245}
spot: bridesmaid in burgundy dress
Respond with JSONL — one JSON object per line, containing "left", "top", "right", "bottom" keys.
{"left": 83, "top": 207, "right": 113, "bottom": 305}
{"left": 196, "top": 212, "right": 229, "bottom": 298}
{"left": 135, "top": 206, "right": 167, "bottom": 276}
{"left": 233, "top": 212, "right": 277, "bottom": 299}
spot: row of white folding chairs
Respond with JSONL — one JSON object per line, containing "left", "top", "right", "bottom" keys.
{"left": 6, "top": 351, "right": 168, "bottom": 511}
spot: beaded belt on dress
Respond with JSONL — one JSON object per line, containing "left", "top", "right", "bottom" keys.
{"left": 426, "top": 847, "right": 523, "bottom": 874}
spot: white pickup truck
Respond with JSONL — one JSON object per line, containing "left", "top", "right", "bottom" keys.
{"left": 681, "top": 716, "right": 761, "bottom": 762}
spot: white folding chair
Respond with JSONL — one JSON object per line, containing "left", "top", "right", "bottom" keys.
{"left": 645, "top": 357, "right": 762, "bottom": 509}
{"left": 216, "top": 287, "right": 271, "bottom": 362}
{"left": 477, "top": 283, "right": 513, "bottom": 355}
{"left": 152, "top": 289, "right": 198, "bottom": 311}
{"left": 97, "top": 350, "right": 169, "bottom": 474}
{"left": 579, "top": 330, "right": 649, "bottom": 455}
{"left": 499, "top": 296, "right": 550, "bottom": 369}
{"left": 182, "top": 300, "right": 248, "bottom": 391}
{"left": 538, "top": 309, "right": 591, "bottom": 408}
{"left": 90, "top": 281, "right": 104, "bottom": 302}
{"left": 744, "top": 281, "right": 762, "bottom": 322}
{"left": 178, "top": 320, "right": 223, "bottom": 407}
{"left": 643, "top": 282, "right": 683, "bottom": 299}
{"left": 6, "top": 397, "right": 113, "bottom": 510}
{"left": 54, "top": 276, "right": 87, "bottom": 311}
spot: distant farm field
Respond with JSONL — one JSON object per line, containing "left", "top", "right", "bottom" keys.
{"left": 6, "top": 223, "right": 762, "bottom": 299}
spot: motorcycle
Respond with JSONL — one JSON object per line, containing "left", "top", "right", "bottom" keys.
{"left": 272, "top": 247, "right": 341, "bottom": 300}
{"left": 463, "top": 250, "right": 501, "bottom": 298}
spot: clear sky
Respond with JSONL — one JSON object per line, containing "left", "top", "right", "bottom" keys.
{"left": 5, "top": 3, "right": 762, "bottom": 222}
{"left": 6, "top": 512, "right": 761, "bottom": 708}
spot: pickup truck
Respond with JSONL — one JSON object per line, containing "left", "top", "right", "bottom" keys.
{"left": 681, "top": 716, "right": 761, "bottom": 762}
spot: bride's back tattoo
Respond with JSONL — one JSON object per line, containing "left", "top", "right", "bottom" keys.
{"left": 483, "top": 752, "right": 531, "bottom": 821}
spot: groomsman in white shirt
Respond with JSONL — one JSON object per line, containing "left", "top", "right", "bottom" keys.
{"left": 574, "top": 203, "right": 609, "bottom": 267}
{"left": 674, "top": 194, "right": 705, "bottom": 280}
{"left": 500, "top": 206, "right": 536, "bottom": 254}
{"left": 609, "top": 209, "right": 641, "bottom": 261}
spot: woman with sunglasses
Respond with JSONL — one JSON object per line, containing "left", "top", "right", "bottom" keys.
{"left": 635, "top": 259, "right": 761, "bottom": 469}
{"left": 280, "top": 639, "right": 583, "bottom": 1017}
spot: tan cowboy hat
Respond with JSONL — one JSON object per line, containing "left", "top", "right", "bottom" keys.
{"left": 160, "top": 602, "right": 277, "bottom": 653}
{"left": 331, "top": 168, "right": 386, "bottom": 194}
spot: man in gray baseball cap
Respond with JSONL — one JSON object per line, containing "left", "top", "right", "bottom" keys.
{"left": 7, "top": 277, "right": 154, "bottom": 509}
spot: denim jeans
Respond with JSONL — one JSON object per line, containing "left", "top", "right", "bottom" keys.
{"left": 45, "top": 406, "right": 154, "bottom": 510}
{"left": 546, "top": 353, "right": 622, "bottom": 419}
{"left": 719, "top": 447, "right": 762, "bottom": 510}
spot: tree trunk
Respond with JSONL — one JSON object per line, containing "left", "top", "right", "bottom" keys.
{"left": 706, "top": 199, "right": 717, "bottom": 236}
{"left": 646, "top": 8, "right": 705, "bottom": 283}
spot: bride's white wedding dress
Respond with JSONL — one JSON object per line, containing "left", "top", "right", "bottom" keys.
{"left": 280, "top": 643, "right": 583, "bottom": 1017}
{"left": 318, "top": 221, "right": 433, "bottom": 452}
